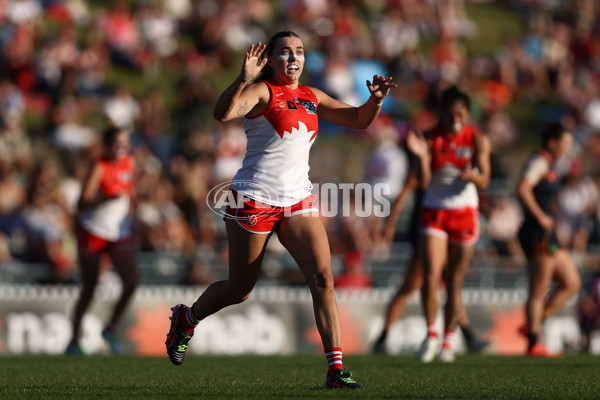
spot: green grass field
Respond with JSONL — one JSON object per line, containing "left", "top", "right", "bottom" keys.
{"left": 1, "top": 354, "right": 599, "bottom": 400}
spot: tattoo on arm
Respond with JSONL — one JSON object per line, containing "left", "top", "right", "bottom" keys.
{"left": 237, "top": 99, "right": 249, "bottom": 117}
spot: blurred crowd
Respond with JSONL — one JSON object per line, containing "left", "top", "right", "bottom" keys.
{"left": 0, "top": 0, "right": 599, "bottom": 291}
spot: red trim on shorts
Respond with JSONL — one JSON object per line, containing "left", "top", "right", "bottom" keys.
{"left": 420, "top": 206, "right": 479, "bottom": 246}
{"left": 225, "top": 190, "right": 318, "bottom": 234}
{"left": 76, "top": 224, "right": 133, "bottom": 254}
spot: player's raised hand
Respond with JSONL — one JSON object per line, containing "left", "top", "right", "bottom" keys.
{"left": 241, "top": 42, "right": 268, "bottom": 83}
{"left": 406, "top": 130, "right": 428, "bottom": 159}
{"left": 366, "top": 75, "right": 397, "bottom": 102}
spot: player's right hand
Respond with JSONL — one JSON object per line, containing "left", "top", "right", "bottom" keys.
{"left": 241, "top": 42, "right": 268, "bottom": 83}
{"left": 538, "top": 213, "right": 554, "bottom": 232}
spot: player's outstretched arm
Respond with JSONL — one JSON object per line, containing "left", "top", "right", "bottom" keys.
{"left": 311, "top": 75, "right": 397, "bottom": 129}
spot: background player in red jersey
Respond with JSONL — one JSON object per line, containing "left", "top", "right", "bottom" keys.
{"left": 65, "top": 127, "right": 139, "bottom": 355}
{"left": 372, "top": 134, "right": 491, "bottom": 355}
{"left": 410, "top": 86, "right": 491, "bottom": 363}
{"left": 165, "top": 30, "right": 396, "bottom": 389}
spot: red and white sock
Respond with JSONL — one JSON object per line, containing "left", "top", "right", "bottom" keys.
{"left": 427, "top": 323, "right": 438, "bottom": 338}
{"left": 442, "top": 329, "right": 455, "bottom": 350}
{"left": 325, "top": 347, "right": 343, "bottom": 375}
{"left": 179, "top": 305, "right": 201, "bottom": 333}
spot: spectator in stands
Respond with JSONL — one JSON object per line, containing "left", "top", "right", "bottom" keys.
{"left": 98, "top": 2, "right": 143, "bottom": 69}
{"left": 134, "top": 178, "right": 195, "bottom": 254}
{"left": 21, "top": 183, "right": 74, "bottom": 283}
{"left": 75, "top": 31, "right": 110, "bottom": 97}
{"left": 577, "top": 269, "right": 600, "bottom": 353}
{"left": 0, "top": 159, "right": 27, "bottom": 253}
{"left": 50, "top": 95, "right": 97, "bottom": 152}
{"left": 138, "top": 1, "right": 179, "bottom": 60}
{"left": 364, "top": 115, "right": 408, "bottom": 202}
{"left": 556, "top": 159, "right": 598, "bottom": 256}
{"left": 333, "top": 187, "right": 385, "bottom": 259}
{"left": 182, "top": 254, "right": 214, "bottom": 286}
{"left": 334, "top": 249, "right": 373, "bottom": 289}
{"left": 136, "top": 88, "right": 173, "bottom": 161}
{"left": 0, "top": 232, "right": 14, "bottom": 272}
{"left": 484, "top": 191, "right": 526, "bottom": 267}
{"left": 211, "top": 120, "right": 247, "bottom": 184}
{"left": 103, "top": 85, "right": 140, "bottom": 132}
{"left": 0, "top": 78, "right": 26, "bottom": 122}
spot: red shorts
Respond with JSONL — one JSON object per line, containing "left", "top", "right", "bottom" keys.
{"left": 225, "top": 190, "right": 318, "bottom": 234}
{"left": 76, "top": 225, "right": 133, "bottom": 255}
{"left": 420, "top": 206, "right": 479, "bottom": 245}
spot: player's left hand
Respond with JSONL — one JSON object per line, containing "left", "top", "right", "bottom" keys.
{"left": 460, "top": 166, "right": 477, "bottom": 182}
{"left": 406, "top": 130, "right": 428, "bottom": 159}
{"left": 366, "top": 75, "right": 397, "bottom": 101}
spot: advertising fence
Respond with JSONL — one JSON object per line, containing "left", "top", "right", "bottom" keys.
{"left": 1, "top": 285, "right": 596, "bottom": 356}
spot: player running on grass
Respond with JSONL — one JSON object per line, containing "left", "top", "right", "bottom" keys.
{"left": 165, "top": 30, "right": 396, "bottom": 389}
{"left": 408, "top": 86, "right": 491, "bottom": 363}
{"left": 66, "top": 127, "right": 139, "bottom": 355}
{"left": 372, "top": 132, "right": 491, "bottom": 356}
{"left": 516, "top": 122, "right": 581, "bottom": 357}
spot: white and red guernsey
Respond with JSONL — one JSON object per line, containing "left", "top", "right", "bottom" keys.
{"left": 231, "top": 79, "right": 319, "bottom": 206}
{"left": 422, "top": 124, "right": 479, "bottom": 210}
{"left": 79, "top": 155, "right": 134, "bottom": 241}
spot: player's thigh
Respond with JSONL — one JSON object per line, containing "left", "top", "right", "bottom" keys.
{"left": 225, "top": 218, "right": 271, "bottom": 287}
{"left": 446, "top": 243, "right": 475, "bottom": 284}
{"left": 76, "top": 248, "right": 103, "bottom": 288}
{"left": 402, "top": 252, "right": 424, "bottom": 291}
{"left": 527, "top": 254, "right": 555, "bottom": 294}
{"left": 108, "top": 242, "right": 139, "bottom": 285}
{"left": 277, "top": 213, "right": 332, "bottom": 281}
{"left": 552, "top": 249, "right": 581, "bottom": 290}
{"left": 420, "top": 233, "right": 448, "bottom": 280}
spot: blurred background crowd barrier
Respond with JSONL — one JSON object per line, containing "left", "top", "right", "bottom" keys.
{"left": 0, "top": 0, "right": 600, "bottom": 354}
{"left": 0, "top": 285, "right": 588, "bottom": 355}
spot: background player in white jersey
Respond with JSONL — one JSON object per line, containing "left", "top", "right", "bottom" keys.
{"left": 372, "top": 135, "right": 491, "bottom": 355}
{"left": 65, "top": 127, "right": 139, "bottom": 355}
{"left": 165, "top": 31, "right": 396, "bottom": 389}
{"left": 412, "top": 87, "right": 491, "bottom": 363}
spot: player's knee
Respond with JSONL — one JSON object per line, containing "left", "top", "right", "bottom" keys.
{"left": 311, "top": 269, "right": 335, "bottom": 291}
{"left": 233, "top": 292, "right": 252, "bottom": 304}
{"left": 402, "top": 281, "right": 420, "bottom": 293}
{"left": 447, "top": 274, "right": 466, "bottom": 290}
{"left": 424, "top": 271, "right": 441, "bottom": 287}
